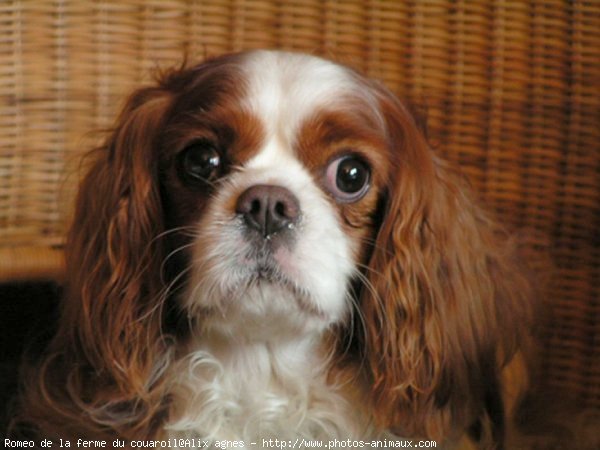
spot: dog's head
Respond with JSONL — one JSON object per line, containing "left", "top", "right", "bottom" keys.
{"left": 32, "top": 50, "right": 534, "bottom": 441}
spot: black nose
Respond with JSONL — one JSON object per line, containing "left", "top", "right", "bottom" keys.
{"left": 235, "top": 184, "right": 300, "bottom": 238}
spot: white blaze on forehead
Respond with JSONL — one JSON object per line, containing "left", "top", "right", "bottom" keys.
{"left": 241, "top": 50, "right": 366, "bottom": 146}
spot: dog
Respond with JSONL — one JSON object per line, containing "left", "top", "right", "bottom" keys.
{"left": 12, "top": 50, "right": 536, "bottom": 449}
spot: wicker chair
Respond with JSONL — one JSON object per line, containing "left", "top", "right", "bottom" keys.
{"left": 1, "top": 0, "right": 598, "bottom": 416}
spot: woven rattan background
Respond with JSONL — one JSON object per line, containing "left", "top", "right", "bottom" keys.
{"left": 0, "top": 1, "right": 598, "bottom": 409}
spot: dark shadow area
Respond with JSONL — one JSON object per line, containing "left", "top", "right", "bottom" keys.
{"left": 0, "top": 281, "right": 60, "bottom": 432}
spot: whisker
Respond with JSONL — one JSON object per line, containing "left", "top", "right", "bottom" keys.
{"left": 159, "top": 241, "right": 198, "bottom": 286}
{"left": 354, "top": 234, "right": 396, "bottom": 260}
{"left": 136, "top": 263, "right": 194, "bottom": 324}
{"left": 124, "top": 226, "right": 199, "bottom": 292}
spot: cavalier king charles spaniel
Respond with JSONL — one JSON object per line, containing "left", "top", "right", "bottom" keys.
{"left": 14, "top": 50, "right": 536, "bottom": 449}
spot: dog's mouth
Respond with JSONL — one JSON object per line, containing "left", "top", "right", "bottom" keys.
{"left": 240, "top": 244, "right": 288, "bottom": 280}
{"left": 210, "top": 249, "right": 328, "bottom": 320}
{"left": 253, "top": 263, "right": 278, "bottom": 282}
{"left": 244, "top": 259, "right": 299, "bottom": 297}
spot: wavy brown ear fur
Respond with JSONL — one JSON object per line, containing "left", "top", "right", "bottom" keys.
{"left": 361, "top": 86, "right": 536, "bottom": 444}
{"left": 11, "top": 84, "right": 174, "bottom": 439}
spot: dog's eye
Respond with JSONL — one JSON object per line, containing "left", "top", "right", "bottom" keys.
{"left": 178, "top": 141, "right": 221, "bottom": 184}
{"left": 325, "top": 155, "right": 370, "bottom": 202}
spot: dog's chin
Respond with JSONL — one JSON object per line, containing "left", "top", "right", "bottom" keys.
{"left": 188, "top": 266, "right": 338, "bottom": 340}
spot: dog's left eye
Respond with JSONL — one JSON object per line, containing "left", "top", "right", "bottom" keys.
{"left": 178, "top": 141, "right": 222, "bottom": 184}
{"left": 325, "top": 155, "right": 371, "bottom": 203}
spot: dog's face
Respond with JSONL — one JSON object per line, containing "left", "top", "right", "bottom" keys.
{"left": 159, "top": 51, "right": 390, "bottom": 337}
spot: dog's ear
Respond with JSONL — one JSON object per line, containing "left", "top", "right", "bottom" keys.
{"left": 14, "top": 83, "right": 174, "bottom": 439}
{"left": 64, "top": 85, "right": 171, "bottom": 390}
{"left": 359, "top": 84, "right": 536, "bottom": 443}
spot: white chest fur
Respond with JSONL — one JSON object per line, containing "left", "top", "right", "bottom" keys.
{"left": 164, "top": 333, "right": 375, "bottom": 445}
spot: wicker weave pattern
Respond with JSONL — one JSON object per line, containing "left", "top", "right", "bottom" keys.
{"left": 0, "top": 1, "right": 598, "bottom": 408}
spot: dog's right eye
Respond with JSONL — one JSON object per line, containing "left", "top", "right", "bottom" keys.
{"left": 178, "top": 140, "right": 222, "bottom": 184}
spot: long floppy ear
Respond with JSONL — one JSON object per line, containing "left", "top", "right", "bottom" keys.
{"left": 361, "top": 87, "right": 535, "bottom": 443}
{"left": 15, "top": 84, "right": 173, "bottom": 439}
